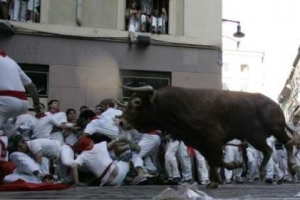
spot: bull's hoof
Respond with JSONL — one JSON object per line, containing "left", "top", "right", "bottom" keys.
{"left": 206, "top": 182, "right": 219, "bottom": 189}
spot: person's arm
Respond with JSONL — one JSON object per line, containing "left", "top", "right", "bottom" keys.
{"left": 71, "top": 163, "right": 80, "bottom": 185}
{"left": 24, "top": 82, "right": 40, "bottom": 109}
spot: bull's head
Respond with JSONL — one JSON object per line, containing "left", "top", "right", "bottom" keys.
{"left": 118, "top": 85, "right": 158, "bottom": 132}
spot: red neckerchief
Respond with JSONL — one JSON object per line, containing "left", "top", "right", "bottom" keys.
{"left": 148, "top": 130, "right": 159, "bottom": 135}
{"left": 89, "top": 116, "right": 99, "bottom": 121}
{"left": 50, "top": 109, "right": 60, "bottom": 114}
{"left": 187, "top": 146, "right": 196, "bottom": 157}
{"left": 36, "top": 112, "right": 47, "bottom": 119}
{"left": 0, "top": 49, "right": 7, "bottom": 57}
{"left": 0, "top": 139, "right": 6, "bottom": 159}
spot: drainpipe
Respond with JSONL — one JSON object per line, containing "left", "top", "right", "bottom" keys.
{"left": 76, "top": 0, "right": 82, "bottom": 26}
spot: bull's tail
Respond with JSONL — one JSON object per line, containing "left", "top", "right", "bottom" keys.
{"left": 285, "top": 124, "right": 300, "bottom": 145}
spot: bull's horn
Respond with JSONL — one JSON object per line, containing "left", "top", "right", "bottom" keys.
{"left": 121, "top": 85, "right": 154, "bottom": 93}
{"left": 111, "top": 98, "right": 127, "bottom": 108}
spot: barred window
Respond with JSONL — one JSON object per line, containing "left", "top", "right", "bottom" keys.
{"left": 125, "top": 0, "right": 169, "bottom": 34}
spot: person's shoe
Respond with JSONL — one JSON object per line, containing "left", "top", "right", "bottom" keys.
{"left": 200, "top": 180, "right": 210, "bottom": 185}
{"left": 236, "top": 177, "right": 244, "bottom": 184}
{"left": 265, "top": 178, "right": 273, "bottom": 184}
{"left": 132, "top": 175, "right": 148, "bottom": 185}
{"left": 169, "top": 177, "right": 181, "bottom": 185}
{"left": 277, "top": 176, "right": 284, "bottom": 185}
{"left": 225, "top": 179, "right": 232, "bottom": 184}
{"left": 248, "top": 179, "right": 254, "bottom": 183}
{"left": 181, "top": 179, "right": 193, "bottom": 184}
{"left": 254, "top": 177, "right": 260, "bottom": 181}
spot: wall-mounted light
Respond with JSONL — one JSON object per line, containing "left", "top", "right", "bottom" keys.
{"left": 222, "top": 19, "right": 245, "bottom": 38}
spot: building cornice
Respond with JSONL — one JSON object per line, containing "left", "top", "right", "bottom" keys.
{"left": 6, "top": 21, "right": 221, "bottom": 50}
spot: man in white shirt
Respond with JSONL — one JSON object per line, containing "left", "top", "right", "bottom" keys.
{"left": 0, "top": 49, "right": 40, "bottom": 133}
{"left": 78, "top": 99, "right": 122, "bottom": 140}
{"left": 8, "top": 134, "right": 74, "bottom": 182}
{"left": 71, "top": 136, "right": 137, "bottom": 186}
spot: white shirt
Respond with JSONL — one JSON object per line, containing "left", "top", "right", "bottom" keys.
{"left": 16, "top": 113, "right": 38, "bottom": 130}
{"left": 27, "top": 138, "right": 62, "bottom": 159}
{"left": 84, "top": 108, "right": 122, "bottom": 139}
{"left": 32, "top": 112, "right": 67, "bottom": 139}
{"left": 226, "top": 139, "right": 241, "bottom": 145}
{"left": 0, "top": 55, "right": 31, "bottom": 91}
{"left": 65, "top": 132, "right": 78, "bottom": 146}
{"left": 286, "top": 121, "right": 300, "bottom": 134}
{"left": 74, "top": 142, "right": 113, "bottom": 184}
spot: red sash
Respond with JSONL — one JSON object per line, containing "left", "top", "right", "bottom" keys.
{"left": 0, "top": 90, "right": 27, "bottom": 100}
{"left": 99, "top": 162, "right": 113, "bottom": 182}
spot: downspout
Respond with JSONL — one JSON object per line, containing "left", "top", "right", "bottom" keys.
{"left": 76, "top": 0, "right": 82, "bottom": 26}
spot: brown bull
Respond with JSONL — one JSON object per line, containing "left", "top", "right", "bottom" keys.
{"left": 117, "top": 85, "right": 299, "bottom": 188}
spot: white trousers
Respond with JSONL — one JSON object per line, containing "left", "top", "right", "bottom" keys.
{"left": 0, "top": 96, "right": 28, "bottom": 131}
{"left": 246, "top": 148, "right": 260, "bottom": 180}
{"left": 57, "top": 144, "right": 74, "bottom": 182}
{"left": 105, "top": 161, "right": 129, "bottom": 186}
{"left": 165, "top": 139, "right": 180, "bottom": 179}
{"left": 177, "top": 141, "right": 193, "bottom": 181}
{"left": 151, "top": 16, "right": 165, "bottom": 33}
{"left": 224, "top": 145, "right": 243, "bottom": 180}
{"left": 195, "top": 150, "right": 209, "bottom": 181}
{"left": 265, "top": 138, "right": 284, "bottom": 180}
{"left": 4, "top": 152, "right": 43, "bottom": 183}
{"left": 12, "top": 0, "right": 27, "bottom": 21}
{"left": 139, "top": 134, "right": 161, "bottom": 172}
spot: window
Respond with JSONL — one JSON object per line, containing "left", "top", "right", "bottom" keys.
{"left": 19, "top": 64, "right": 49, "bottom": 97}
{"left": 125, "top": 0, "right": 169, "bottom": 34}
{"left": 240, "top": 64, "right": 249, "bottom": 72}
{"left": 120, "top": 70, "right": 171, "bottom": 101}
{"left": 3, "top": 0, "right": 41, "bottom": 23}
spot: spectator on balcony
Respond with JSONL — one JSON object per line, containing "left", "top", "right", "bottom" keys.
{"left": 0, "top": 0, "right": 9, "bottom": 20}
{"left": 27, "top": 0, "right": 40, "bottom": 22}
{"left": 150, "top": 7, "right": 167, "bottom": 34}
{"left": 125, "top": 0, "right": 140, "bottom": 43}
{"left": 11, "top": 0, "right": 28, "bottom": 22}
{"left": 140, "top": 0, "right": 153, "bottom": 32}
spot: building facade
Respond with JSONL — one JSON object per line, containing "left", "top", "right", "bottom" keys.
{"left": 222, "top": 36, "right": 265, "bottom": 93}
{"left": 0, "top": 0, "right": 222, "bottom": 111}
{"left": 278, "top": 46, "right": 300, "bottom": 120}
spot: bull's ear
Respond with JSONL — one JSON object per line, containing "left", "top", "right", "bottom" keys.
{"left": 131, "top": 97, "right": 142, "bottom": 107}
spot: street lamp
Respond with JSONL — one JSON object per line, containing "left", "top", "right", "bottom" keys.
{"left": 222, "top": 19, "right": 245, "bottom": 38}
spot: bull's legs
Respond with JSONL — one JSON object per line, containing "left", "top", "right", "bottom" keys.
{"left": 206, "top": 159, "right": 220, "bottom": 189}
{"left": 246, "top": 132, "right": 272, "bottom": 180}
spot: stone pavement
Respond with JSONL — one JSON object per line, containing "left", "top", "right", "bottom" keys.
{"left": 1, "top": 182, "right": 300, "bottom": 199}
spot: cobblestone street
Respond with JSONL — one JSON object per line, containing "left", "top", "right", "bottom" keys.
{"left": 1, "top": 182, "right": 300, "bottom": 199}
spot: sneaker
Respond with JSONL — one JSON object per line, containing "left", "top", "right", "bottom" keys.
{"left": 236, "top": 177, "right": 244, "bottom": 184}
{"left": 145, "top": 171, "right": 159, "bottom": 178}
{"left": 200, "top": 180, "right": 210, "bottom": 185}
{"left": 248, "top": 179, "right": 254, "bottom": 183}
{"left": 265, "top": 178, "right": 273, "bottom": 184}
{"left": 132, "top": 175, "right": 148, "bottom": 185}
{"left": 181, "top": 179, "right": 193, "bottom": 184}
{"left": 277, "top": 176, "right": 284, "bottom": 185}
{"left": 169, "top": 177, "right": 181, "bottom": 185}
{"left": 225, "top": 179, "right": 232, "bottom": 184}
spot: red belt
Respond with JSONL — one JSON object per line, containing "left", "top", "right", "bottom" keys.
{"left": 99, "top": 162, "right": 113, "bottom": 182}
{"left": 0, "top": 90, "right": 27, "bottom": 100}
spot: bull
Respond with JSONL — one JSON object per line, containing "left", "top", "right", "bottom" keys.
{"left": 117, "top": 85, "right": 300, "bottom": 188}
